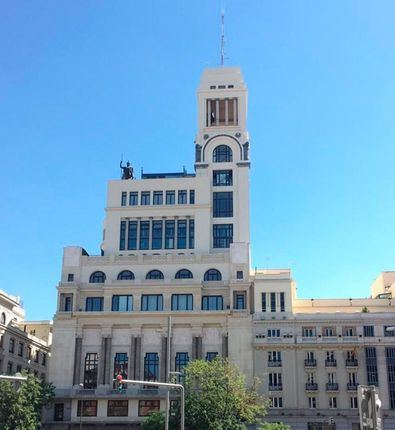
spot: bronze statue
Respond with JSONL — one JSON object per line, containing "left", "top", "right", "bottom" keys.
{"left": 120, "top": 161, "right": 134, "bottom": 180}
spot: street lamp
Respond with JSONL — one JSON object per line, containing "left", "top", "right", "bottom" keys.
{"left": 78, "top": 383, "right": 84, "bottom": 430}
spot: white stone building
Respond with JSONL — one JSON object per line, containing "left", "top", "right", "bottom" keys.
{"left": 45, "top": 66, "right": 395, "bottom": 430}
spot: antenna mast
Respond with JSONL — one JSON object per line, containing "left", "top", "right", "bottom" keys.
{"left": 220, "top": 10, "right": 225, "bottom": 66}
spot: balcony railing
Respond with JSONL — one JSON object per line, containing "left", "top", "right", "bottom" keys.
{"left": 268, "top": 360, "right": 282, "bottom": 367}
{"left": 325, "top": 359, "right": 337, "bottom": 367}
{"left": 346, "top": 359, "right": 358, "bottom": 367}
{"left": 347, "top": 383, "right": 358, "bottom": 391}
{"left": 326, "top": 383, "right": 339, "bottom": 391}
{"left": 268, "top": 384, "right": 283, "bottom": 391}
{"left": 304, "top": 359, "right": 317, "bottom": 367}
{"left": 305, "top": 383, "right": 318, "bottom": 391}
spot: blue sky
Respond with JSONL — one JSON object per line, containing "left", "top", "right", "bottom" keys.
{"left": 1, "top": 1, "right": 394, "bottom": 320}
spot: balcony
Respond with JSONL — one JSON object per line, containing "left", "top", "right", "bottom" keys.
{"left": 347, "top": 383, "right": 358, "bottom": 391}
{"left": 325, "top": 359, "right": 337, "bottom": 367}
{"left": 346, "top": 359, "right": 358, "bottom": 367}
{"left": 304, "top": 359, "right": 317, "bottom": 368}
{"left": 326, "top": 383, "right": 339, "bottom": 391}
{"left": 305, "top": 383, "right": 318, "bottom": 391}
{"left": 268, "top": 384, "right": 283, "bottom": 391}
{"left": 268, "top": 360, "right": 282, "bottom": 367}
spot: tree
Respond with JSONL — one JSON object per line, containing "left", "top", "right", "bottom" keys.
{"left": 257, "top": 422, "right": 291, "bottom": 430}
{"left": 0, "top": 374, "right": 54, "bottom": 430}
{"left": 142, "top": 403, "right": 180, "bottom": 430}
{"left": 184, "top": 358, "right": 266, "bottom": 430}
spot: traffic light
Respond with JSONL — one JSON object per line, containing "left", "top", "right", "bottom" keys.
{"left": 116, "top": 374, "right": 124, "bottom": 393}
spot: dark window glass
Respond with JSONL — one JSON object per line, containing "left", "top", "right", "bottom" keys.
{"left": 64, "top": 296, "right": 72, "bottom": 312}
{"left": 117, "top": 270, "right": 135, "bottom": 280}
{"left": 153, "top": 191, "right": 163, "bottom": 205}
{"left": 141, "top": 192, "right": 150, "bottom": 205}
{"left": 9, "top": 338, "right": 14, "bottom": 353}
{"left": 152, "top": 221, "right": 163, "bottom": 250}
{"left": 34, "top": 350, "right": 39, "bottom": 363}
{"left": 121, "top": 192, "right": 127, "bottom": 206}
{"left": 112, "top": 295, "right": 133, "bottom": 311}
{"left": 175, "top": 352, "right": 189, "bottom": 376}
{"left": 7, "top": 362, "right": 13, "bottom": 374}
{"left": 85, "top": 297, "right": 103, "bottom": 312}
{"left": 235, "top": 293, "right": 245, "bottom": 310}
{"left": 139, "top": 221, "right": 150, "bottom": 250}
{"left": 144, "top": 353, "right": 159, "bottom": 382}
{"left": 138, "top": 400, "right": 160, "bottom": 417}
{"left": 119, "top": 220, "right": 126, "bottom": 250}
{"left": 141, "top": 295, "right": 163, "bottom": 311}
{"left": 364, "top": 326, "right": 375, "bottom": 337}
{"left": 213, "top": 192, "right": 233, "bottom": 217}
{"left": 18, "top": 342, "right": 23, "bottom": 357}
{"left": 236, "top": 270, "right": 243, "bottom": 279}
{"left": 270, "top": 293, "right": 276, "bottom": 312}
{"left": 89, "top": 271, "right": 106, "bottom": 283}
{"left": 178, "top": 190, "right": 187, "bottom": 204}
{"left": 213, "top": 145, "right": 232, "bottom": 162}
{"left": 171, "top": 294, "right": 193, "bottom": 311}
{"left": 385, "top": 326, "right": 395, "bottom": 337}
{"left": 189, "top": 190, "right": 195, "bottom": 204}
{"left": 129, "top": 191, "right": 138, "bottom": 206}
{"left": 365, "top": 347, "right": 379, "bottom": 386}
{"left": 1, "top": 313, "right": 6, "bottom": 325}
{"left": 386, "top": 347, "right": 395, "bottom": 409}
{"left": 108, "top": 400, "right": 128, "bottom": 417}
{"left": 202, "top": 296, "right": 223, "bottom": 311}
{"left": 175, "top": 269, "right": 193, "bottom": 279}
{"left": 146, "top": 270, "right": 164, "bottom": 280}
{"left": 204, "top": 269, "right": 222, "bottom": 281}
{"left": 67, "top": 273, "right": 74, "bottom": 282}
{"left": 166, "top": 191, "right": 175, "bottom": 205}
{"left": 83, "top": 353, "right": 98, "bottom": 389}
{"left": 42, "top": 353, "right": 47, "bottom": 366}
{"left": 165, "top": 220, "right": 175, "bottom": 249}
{"left": 113, "top": 352, "right": 128, "bottom": 388}
{"left": 54, "top": 403, "right": 64, "bottom": 421}
{"left": 206, "top": 352, "right": 218, "bottom": 362}
{"left": 213, "top": 170, "right": 233, "bottom": 186}
{"left": 127, "top": 221, "right": 138, "bottom": 250}
{"left": 77, "top": 400, "right": 97, "bottom": 417}
{"left": 177, "top": 220, "right": 187, "bottom": 249}
{"left": 213, "top": 224, "right": 233, "bottom": 248}
{"left": 189, "top": 219, "right": 195, "bottom": 249}
{"left": 280, "top": 292, "right": 285, "bottom": 312}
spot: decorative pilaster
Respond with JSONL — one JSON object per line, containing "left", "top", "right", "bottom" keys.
{"left": 72, "top": 337, "right": 82, "bottom": 386}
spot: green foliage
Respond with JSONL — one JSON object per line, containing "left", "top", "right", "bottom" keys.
{"left": 142, "top": 411, "right": 165, "bottom": 430}
{"left": 0, "top": 374, "right": 54, "bottom": 430}
{"left": 362, "top": 306, "right": 370, "bottom": 313}
{"left": 184, "top": 358, "right": 266, "bottom": 430}
{"left": 257, "top": 422, "right": 291, "bottom": 430}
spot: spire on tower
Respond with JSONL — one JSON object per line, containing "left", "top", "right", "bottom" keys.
{"left": 220, "top": 10, "right": 225, "bottom": 67}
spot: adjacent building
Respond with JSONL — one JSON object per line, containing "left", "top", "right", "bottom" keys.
{"left": 44, "top": 66, "right": 395, "bottom": 430}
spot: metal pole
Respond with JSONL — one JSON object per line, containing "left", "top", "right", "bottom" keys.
{"left": 165, "top": 316, "right": 171, "bottom": 430}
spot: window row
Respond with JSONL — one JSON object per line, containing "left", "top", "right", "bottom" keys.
{"left": 265, "top": 350, "right": 357, "bottom": 365}
{"left": 268, "top": 396, "right": 359, "bottom": 410}
{"left": 7, "top": 338, "right": 46, "bottom": 366}
{"left": 88, "top": 268, "right": 222, "bottom": 283}
{"left": 6, "top": 361, "right": 45, "bottom": 379}
{"left": 121, "top": 189, "right": 195, "bottom": 207}
{"left": 261, "top": 292, "right": 286, "bottom": 313}
{"left": 119, "top": 219, "right": 194, "bottom": 251}
{"left": 206, "top": 99, "right": 238, "bottom": 127}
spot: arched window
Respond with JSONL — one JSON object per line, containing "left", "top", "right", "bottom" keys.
{"left": 146, "top": 270, "right": 164, "bottom": 280}
{"left": 213, "top": 145, "right": 232, "bottom": 163}
{"left": 204, "top": 269, "right": 222, "bottom": 281}
{"left": 89, "top": 271, "right": 106, "bottom": 283}
{"left": 175, "top": 269, "right": 193, "bottom": 279}
{"left": 0, "top": 313, "right": 5, "bottom": 325}
{"left": 117, "top": 270, "right": 135, "bottom": 280}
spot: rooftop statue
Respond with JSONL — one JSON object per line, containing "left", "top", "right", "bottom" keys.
{"left": 120, "top": 161, "right": 134, "bottom": 180}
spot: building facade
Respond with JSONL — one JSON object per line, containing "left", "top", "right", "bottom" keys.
{"left": 45, "top": 67, "right": 395, "bottom": 430}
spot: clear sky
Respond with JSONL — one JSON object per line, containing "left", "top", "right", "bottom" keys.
{"left": 1, "top": 1, "right": 394, "bottom": 320}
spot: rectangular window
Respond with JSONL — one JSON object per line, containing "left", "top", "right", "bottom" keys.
{"left": 85, "top": 297, "right": 103, "bottom": 312}
{"left": 268, "top": 372, "right": 282, "bottom": 389}
{"left": 280, "top": 292, "right": 285, "bottom": 312}
{"left": 343, "top": 326, "right": 356, "bottom": 336}
{"left": 178, "top": 190, "right": 187, "bottom": 204}
{"left": 308, "top": 397, "right": 317, "bottom": 409}
{"left": 151, "top": 220, "right": 163, "bottom": 250}
{"left": 138, "top": 400, "right": 160, "bottom": 417}
{"left": 206, "top": 352, "right": 218, "bottom": 362}
{"left": 67, "top": 273, "right": 74, "bottom": 282}
{"left": 303, "top": 327, "right": 316, "bottom": 337}
{"left": 108, "top": 400, "right": 128, "bottom": 417}
{"left": 206, "top": 98, "right": 238, "bottom": 126}
{"left": 139, "top": 221, "right": 150, "bottom": 250}
{"left": 153, "top": 191, "right": 163, "bottom": 205}
{"left": 323, "top": 327, "right": 336, "bottom": 337}
{"left": 175, "top": 352, "right": 189, "bottom": 373}
{"left": 119, "top": 220, "right": 126, "bottom": 250}
{"left": 350, "top": 396, "right": 358, "bottom": 409}
{"left": 54, "top": 403, "right": 64, "bottom": 421}
{"left": 364, "top": 325, "right": 375, "bottom": 337}
{"left": 18, "top": 342, "right": 23, "bottom": 357}
{"left": 121, "top": 192, "right": 127, "bottom": 206}
{"left": 129, "top": 191, "right": 138, "bottom": 206}
{"left": 112, "top": 295, "right": 133, "bottom": 311}
{"left": 83, "top": 353, "right": 98, "bottom": 389}
{"left": 189, "top": 190, "right": 195, "bottom": 204}
{"left": 42, "top": 353, "right": 47, "bottom": 366}
{"left": 34, "top": 350, "right": 40, "bottom": 363}
{"left": 269, "top": 397, "right": 283, "bottom": 408}
{"left": 188, "top": 219, "right": 195, "bottom": 249}
{"left": 213, "top": 224, "right": 233, "bottom": 248}
{"left": 165, "top": 220, "right": 175, "bottom": 249}
{"left": 262, "top": 293, "right": 267, "bottom": 312}
{"left": 166, "top": 190, "right": 175, "bottom": 205}
{"left": 127, "top": 221, "right": 138, "bottom": 250}
{"left": 213, "top": 192, "right": 233, "bottom": 217}
{"left": 385, "top": 326, "right": 395, "bottom": 337}
{"left": 141, "top": 191, "right": 150, "bottom": 205}
{"left": 144, "top": 353, "right": 159, "bottom": 382}
{"left": 141, "top": 295, "right": 163, "bottom": 311}
{"left": 235, "top": 293, "right": 246, "bottom": 310}
{"left": 268, "top": 351, "right": 282, "bottom": 362}
{"left": 177, "top": 220, "right": 187, "bottom": 249}
{"left": 202, "top": 296, "right": 223, "bottom": 311}
{"left": 213, "top": 170, "right": 233, "bottom": 186}
{"left": 171, "top": 294, "right": 193, "bottom": 311}
{"left": 267, "top": 329, "right": 280, "bottom": 338}
{"left": 270, "top": 292, "right": 276, "bottom": 312}
{"left": 64, "top": 295, "right": 73, "bottom": 311}
{"left": 329, "top": 397, "right": 337, "bottom": 409}
{"left": 7, "top": 361, "right": 13, "bottom": 374}
{"left": 9, "top": 338, "right": 15, "bottom": 353}
{"left": 386, "top": 347, "right": 395, "bottom": 409}
{"left": 77, "top": 400, "right": 97, "bottom": 417}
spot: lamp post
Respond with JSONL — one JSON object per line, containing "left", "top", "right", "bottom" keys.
{"left": 78, "top": 383, "right": 83, "bottom": 430}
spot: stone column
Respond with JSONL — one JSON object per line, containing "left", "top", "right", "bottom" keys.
{"left": 73, "top": 337, "right": 82, "bottom": 386}
{"left": 129, "top": 335, "right": 135, "bottom": 379}
{"left": 134, "top": 337, "right": 141, "bottom": 379}
{"left": 104, "top": 337, "right": 111, "bottom": 385}
{"left": 161, "top": 337, "right": 168, "bottom": 381}
{"left": 222, "top": 335, "right": 228, "bottom": 358}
